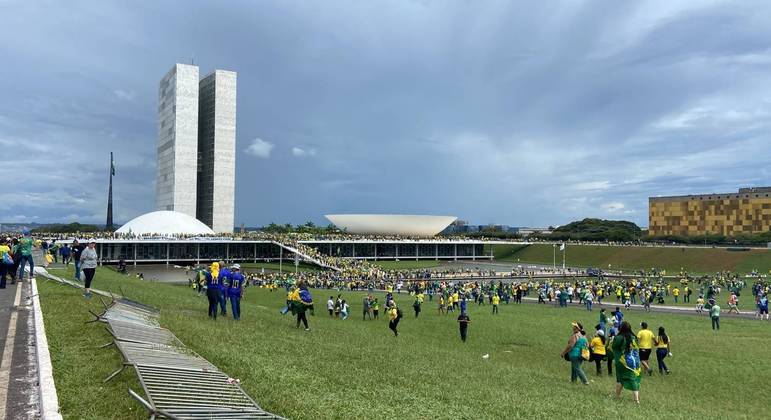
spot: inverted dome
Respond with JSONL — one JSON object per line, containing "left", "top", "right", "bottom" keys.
{"left": 116, "top": 211, "right": 215, "bottom": 236}
{"left": 325, "top": 214, "right": 457, "bottom": 237}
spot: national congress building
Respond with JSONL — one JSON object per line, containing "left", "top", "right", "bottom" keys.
{"left": 649, "top": 187, "right": 771, "bottom": 236}
{"left": 156, "top": 63, "right": 236, "bottom": 233}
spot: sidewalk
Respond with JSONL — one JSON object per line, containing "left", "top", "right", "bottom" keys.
{"left": 0, "top": 278, "right": 39, "bottom": 420}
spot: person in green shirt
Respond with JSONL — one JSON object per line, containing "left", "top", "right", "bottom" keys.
{"left": 613, "top": 321, "right": 642, "bottom": 403}
{"left": 17, "top": 230, "right": 35, "bottom": 281}
{"left": 560, "top": 322, "right": 590, "bottom": 385}
{"left": 709, "top": 300, "right": 721, "bottom": 330}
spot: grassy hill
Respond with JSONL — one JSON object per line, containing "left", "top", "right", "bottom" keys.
{"left": 490, "top": 244, "right": 771, "bottom": 273}
{"left": 39, "top": 267, "right": 769, "bottom": 419}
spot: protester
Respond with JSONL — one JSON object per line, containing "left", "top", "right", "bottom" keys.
{"left": 72, "top": 239, "right": 84, "bottom": 280}
{"left": 637, "top": 322, "right": 655, "bottom": 376}
{"left": 340, "top": 299, "right": 349, "bottom": 320}
{"left": 294, "top": 284, "right": 313, "bottom": 330}
{"left": 613, "top": 321, "right": 642, "bottom": 403}
{"left": 589, "top": 330, "right": 606, "bottom": 375}
{"left": 202, "top": 267, "right": 219, "bottom": 319}
{"left": 0, "top": 238, "right": 11, "bottom": 289}
{"left": 217, "top": 262, "right": 230, "bottom": 316}
{"left": 80, "top": 240, "right": 99, "bottom": 298}
{"left": 709, "top": 299, "right": 721, "bottom": 330}
{"left": 228, "top": 264, "right": 244, "bottom": 321}
{"left": 388, "top": 304, "right": 401, "bottom": 337}
{"left": 654, "top": 326, "right": 671, "bottom": 375}
{"left": 457, "top": 311, "right": 471, "bottom": 342}
{"left": 560, "top": 322, "right": 589, "bottom": 385}
{"left": 327, "top": 296, "right": 334, "bottom": 316}
{"left": 16, "top": 229, "right": 35, "bottom": 281}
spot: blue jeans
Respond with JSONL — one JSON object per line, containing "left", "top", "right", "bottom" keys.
{"left": 229, "top": 295, "right": 241, "bottom": 320}
{"left": 218, "top": 289, "right": 227, "bottom": 315}
{"left": 74, "top": 260, "right": 82, "bottom": 280}
{"left": 18, "top": 255, "right": 34, "bottom": 279}
{"left": 586, "top": 301, "right": 593, "bottom": 311}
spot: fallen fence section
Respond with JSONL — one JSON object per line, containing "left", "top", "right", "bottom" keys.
{"left": 37, "top": 268, "right": 283, "bottom": 419}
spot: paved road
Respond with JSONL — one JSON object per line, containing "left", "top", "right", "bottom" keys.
{"left": 0, "top": 278, "right": 39, "bottom": 420}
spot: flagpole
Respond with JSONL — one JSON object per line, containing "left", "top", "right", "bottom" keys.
{"left": 552, "top": 244, "right": 556, "bottom": 269}
{"left": 106, "top": 151, "right": 114, "bottom": 231}
{"left": 562, "top": 243, "right": 566, "bottom": 270}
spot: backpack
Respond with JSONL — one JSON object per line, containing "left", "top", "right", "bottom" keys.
{"left": 396, "top": 307, "right": 403, "bottom": 319}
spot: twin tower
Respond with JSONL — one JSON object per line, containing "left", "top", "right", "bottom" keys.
{"left": 156, "top": 63, "right": 236, "bottom": 233}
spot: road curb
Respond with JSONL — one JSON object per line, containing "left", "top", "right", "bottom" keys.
{"left": 31, "top": 278, "right": 63, "bottom": 420}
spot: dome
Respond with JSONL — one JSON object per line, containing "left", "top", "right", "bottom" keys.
{"left": 325, "top": 214, "right": 457, "bottom": 237}
{"left": 116, "top": 211, "right": 215, "bottom": 236}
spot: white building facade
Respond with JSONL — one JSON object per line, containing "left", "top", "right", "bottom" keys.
{"left": 197, "top": 70, "right": 236, "bottom": 233}
{"left": 156, "top": 64, "right": 199, "bottom": 218}
{"left": 157, "top": 64, "right": 236, "bottom": 233}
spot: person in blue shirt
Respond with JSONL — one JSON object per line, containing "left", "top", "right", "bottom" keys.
{"left": 217, "top": 262, "right": 230, "bottom": 317}
{"left": 613, "top": 307, "right": 624, "bottom": 325}
{"left": 201, "top": 268, "right": 218, "bottom": 319}
{"left": 228, "top": 264, "right": 245, "bottom": 321}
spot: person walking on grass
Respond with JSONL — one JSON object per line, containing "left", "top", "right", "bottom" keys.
{"left": 227, "top": 264, "right": 244, "bottom": 321}
{"left": 204, "top": 267, "right": 220, "bottom": 319}
{"left": 340, "top": 299, "right": 349, "bottom": 320}
{"left": 71, "top": 239, "right": 84, "bottom": 280}
{"left": 327, "top": 296, "right": 334, "bottom": 317}
{"left": 80, "top": 240, "right": 99, "bottom": 298}
{"left": 388, "top": 304, "right": 402, "bottom": 337}
{"left": 590, "top": 330, "right": 606, "bottom": 375}
{"left": 492, "top": 293, "right": 500, "bottom": 314}
{"left": 16, "top": 229, "right": 35, "bottom": 281}
{"left": 654, "top": 327, "right": 671, "bottom": 375}
{"left": 613, "top": 321, "right": 642, "bottom": 403}
{"left": 560, "top": 322, "right": 589, "bottom": 385}
{"left": 372, "top": 297, "right": 380, "bottom": 319}
{"left": 363, "top": 295, "right": 372, "bottom": 320}
{"left": 637, "top": 322, "right": 655, "bottom": 376}
{"left": 696, "top": 295, "right": 705, "bottom": 315}
{"left": 605, "top": 329, "right": 615, "bottom": 377}
{"left": 727, "top": 292, "right": 740, "bottom": 315}
{"left": 295, "top": 283, "right": 313, "bottom": 331}
{"left": 457, "top": 311, "right": 471, "bottom": 342}
{"left": 413, "top": 295, "right": 422, "bottom": 318}
{"left": 709, "top": 299, "right": 721, "bottom": 330}
{"left": 758, "top": 294, "right": 769, "bottom": 321}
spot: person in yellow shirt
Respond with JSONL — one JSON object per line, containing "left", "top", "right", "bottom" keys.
{"left": 491, "top": 293, "right": 500, "bottom": 314}
{"left": 673, "top": 287, "right": 680, "bottom": 304}
{"left": 438, "top": 295, "right": 446, "bottom": 315}
{"left": 388, "top": 305, "right": 401, "bottom": 337}
{"left": 637, "top": 322, "right": 655, "bottom": 376}
{"left": 589, "top": 330, "right": 607, "bottom": 375}
{"left": 0, "top": 238, "right": 11, "bottom": 288}
{"left": 654, "top": 326, "right": 671, "bottom": 375}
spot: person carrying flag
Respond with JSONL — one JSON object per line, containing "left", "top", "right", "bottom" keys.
{"left": 295, "top": 281, "right": 313, "bottom": 330}
{"left": 228, "top": 264, "right": 245, "bottom": 321}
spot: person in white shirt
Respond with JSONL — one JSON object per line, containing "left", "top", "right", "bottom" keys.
{"left": 327, "top": 296, "right": 334, "bottom": 317}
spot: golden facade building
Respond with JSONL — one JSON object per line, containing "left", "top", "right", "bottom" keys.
{"left": 649, "top": 187, "right": 771, "bottom": 236}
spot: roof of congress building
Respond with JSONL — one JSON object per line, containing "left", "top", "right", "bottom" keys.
{"left": 325, "top": 214, "right": 457, "bottom": 237}
{"left": 115, "top": 211, "right": 216, "bottom": 236}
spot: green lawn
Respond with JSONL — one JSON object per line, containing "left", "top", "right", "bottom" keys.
{"left": 39, "top": 267, "right": 769, "bottom": 419}
{"left": 491, "top": 244, "right": 771, "bottom": 274}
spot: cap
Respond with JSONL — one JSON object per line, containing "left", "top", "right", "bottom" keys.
{"left": 231, "top": 264, "right": 241, "bottom": 270}
{"left": 597, "top": 330, "right": 605, "bottom": 337}
{"left": 88, "top": 239, "right": 96, "bottom": 244}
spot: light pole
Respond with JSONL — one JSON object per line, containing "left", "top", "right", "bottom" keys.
{"left": 552, "top": 244, "right": 556, "bottom": 269}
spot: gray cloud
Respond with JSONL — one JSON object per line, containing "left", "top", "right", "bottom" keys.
{"left": 1, "top": 0, "right": 770, "bottom": 228}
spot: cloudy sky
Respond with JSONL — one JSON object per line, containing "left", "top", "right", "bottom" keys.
{"left": 2, "top": 0, "right": 770, "bottom": 228}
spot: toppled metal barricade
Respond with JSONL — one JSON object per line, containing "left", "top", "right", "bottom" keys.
{"left": 94, "top": 297, "right": 283, "bottom": 419}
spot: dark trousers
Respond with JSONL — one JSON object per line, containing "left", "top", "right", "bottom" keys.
{"left": 218, "top": 289, "right": 227, "bottom": 315}
{"left": 0, "top": 264, "right": 7, "bottom": 288}
{"left": 83, "top": 268, "right": 96, "bottom": 289}
{"left": 492, "top": 305, "right": 498, "bottom": 314}
{"left": 296, "top": 311, "right": 308, "bottom": 329}
{"left": 389, "top": 319, "right": 400, "bottom": 336}
{"left": 459, "top": 326, "right": 468, "bottom": 342}
{"left": 711, "top": 316, "right": 720, "bottom": 330}
{"left": 656, "top": 348, "right": 669, "bottom": 373}
{"left": 607, "top": 353, "right": 613, "bottom": 375}
{"left": 591, "top": 353, "right": 604, "bottom": 374}
{"left": 207, "top": 288, "right": 219, "bottom": 319}
{"left": 230, "top": 295, "right": 241, "bottom": 320}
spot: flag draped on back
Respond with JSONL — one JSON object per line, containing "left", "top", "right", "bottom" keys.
{"left": 559, "top": 243, "right": 565, "bottom": 251}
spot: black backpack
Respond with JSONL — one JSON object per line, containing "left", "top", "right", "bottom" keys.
{"left": 396, "top": 307, "right": 403, "bottom": 319}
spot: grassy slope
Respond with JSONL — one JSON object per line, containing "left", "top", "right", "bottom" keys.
{"left": 493, "top": 244, "right": 771, "bottom": 273}
{"left": 40, "top": 267, "right": 769, "bottom": 419}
